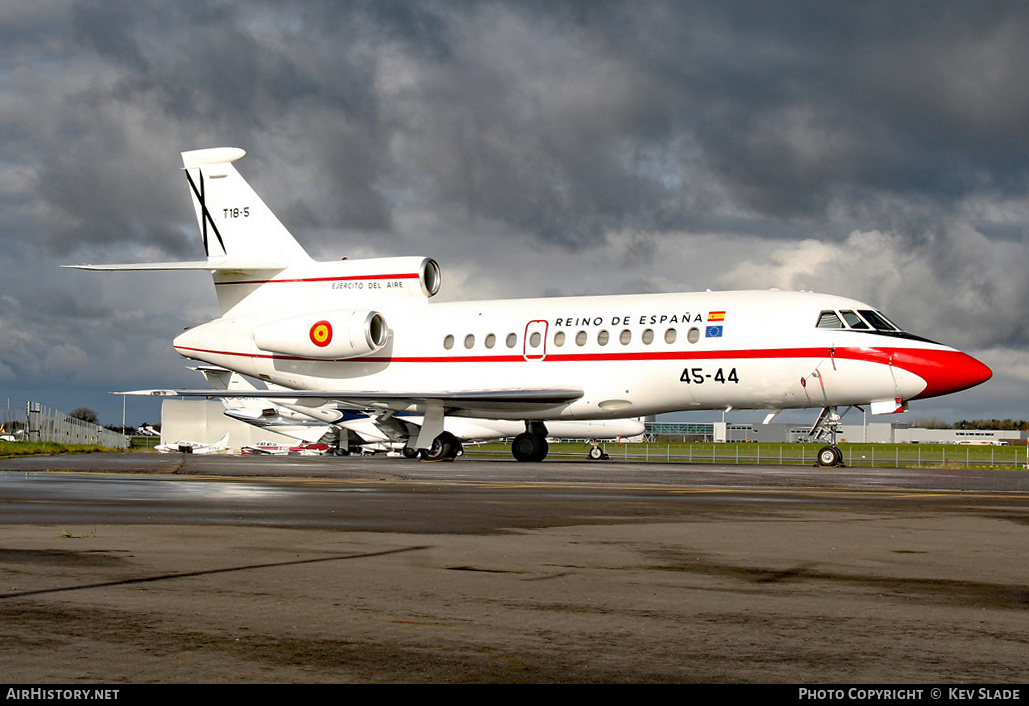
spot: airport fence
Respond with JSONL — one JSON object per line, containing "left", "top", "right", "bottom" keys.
{"left": 1, "top": 400, "right": 128, "bottom": 449}
{"left": 590, "top": 441, "right": 1029, "bottom": 469}
{"left": 467, "top": 441, "right": 1028, "bottom": 469}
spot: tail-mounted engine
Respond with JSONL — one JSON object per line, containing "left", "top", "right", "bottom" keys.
{"left": 213, "top": 256, "right": 441, "bottom": 315}
{"left": 254, "top": 309, "right": 388, "bottom": 359}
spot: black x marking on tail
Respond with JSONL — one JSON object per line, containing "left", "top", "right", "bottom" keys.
{"left": 184, "top": 170, "right": 226, "bottom": 257}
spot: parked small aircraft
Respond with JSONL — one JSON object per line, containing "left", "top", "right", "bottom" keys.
{"left": 155, "top": 432, "right": 230, "bottom": 454}
{"left": 0, "top": 424, "right": 22, "bottom": 442}
{"left": 70, "top": 148, "right": 992, "bottom": 466}
{"left": 240, "top": 439, "right": 331, "bottom": 455}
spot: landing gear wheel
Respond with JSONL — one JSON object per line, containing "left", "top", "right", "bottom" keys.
{"left": 420, "top": 432, "right": 459, "bottom": 462}
{"left": 588, "top": 445, "right": 608, "bottom": 460}
{"left": 402, "top": 446, "right": 419, "bottom": 459}
{"left": 817, "top": 445, "right": 843, "bottom": 467}
{"left": 512, "top": 432, "right": 549, "bottom": 462}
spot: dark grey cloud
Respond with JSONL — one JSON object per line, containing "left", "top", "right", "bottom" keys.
{"left": 1, "top": 0, "right": 1027, "bottom": 424}
{"left": 53, "top": 1, "right": 1029, "bottom": 243}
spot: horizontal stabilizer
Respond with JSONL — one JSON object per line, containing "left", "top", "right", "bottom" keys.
{"left": 62, "top": 257, "right": 290, "bottom": 273}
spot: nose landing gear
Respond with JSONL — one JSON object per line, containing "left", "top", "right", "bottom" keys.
{"left": 810, "top": 406, "right": 847, "bottom": 467}
{"left": 817, "top": 444, "right": 844, "bottom": 468}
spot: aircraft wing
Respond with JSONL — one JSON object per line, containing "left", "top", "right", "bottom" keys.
{"left": 116, "top": 387, "right": 584, "bottom": 414}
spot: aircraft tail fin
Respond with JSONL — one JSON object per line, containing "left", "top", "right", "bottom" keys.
{"left": 193, "top": 366, "right": 275, "bottom": 417}
{"left": 63, "top": 148, "right": 312, "bottom": 282}
{"left": 66, "top": 148, "right": 443, "bottom": 315}
{"left": 181, "top": 147, "right": 312, "bottom": 267}
{"left": 194, "top": 365, "right": 258, "bottom": 392}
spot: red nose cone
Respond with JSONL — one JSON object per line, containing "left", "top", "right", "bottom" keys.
{"left": 892, "top": 349, "right": 993, "bottom": 399}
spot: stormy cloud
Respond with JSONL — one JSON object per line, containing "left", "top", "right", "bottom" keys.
{"left": 1, "top": 0, "right": 1027, "bottom": 424}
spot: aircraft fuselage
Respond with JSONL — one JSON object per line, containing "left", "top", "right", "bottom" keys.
{"left": 173, "top": 287, "right": 988, "bottom": 421}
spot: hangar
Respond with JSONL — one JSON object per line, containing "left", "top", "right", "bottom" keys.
{"left": 160, "top": 399, "right": 299, "bottom": 451}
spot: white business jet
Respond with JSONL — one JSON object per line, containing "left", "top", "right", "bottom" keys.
{"left": 180, "top": 365, "right": 644, "bottom": 458}
{"left": 68, "top": 148, "right": 992, "bottom": 466}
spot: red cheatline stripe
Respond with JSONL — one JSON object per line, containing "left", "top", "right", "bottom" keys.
{"left": 170, "top": 344, "right": 990, "bottom": 399}
{"left": 171, "top": 345, "right": 897, "bottom": 365}
{"left": 214, "top": 273, "right": 421, "bottom": 286}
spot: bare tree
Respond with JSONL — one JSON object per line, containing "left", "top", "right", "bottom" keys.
{"left": 68, "top": 407, "right": 99, "bottom": 424}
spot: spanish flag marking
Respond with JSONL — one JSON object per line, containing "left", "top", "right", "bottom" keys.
{"left": 707, "top": 311, "right": 725, "bottom": 322}
{"left": 310, "top": 320, "right": 333, "bottom": 347}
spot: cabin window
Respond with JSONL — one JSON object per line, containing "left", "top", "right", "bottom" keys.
{"left": 575, "top": 331, "right": 587, "bottom": 346}
{"left": 529, "top": 331, "right": 541, "bottom": 347}
{"left": 665, "top": 328, "right": 677, "bottom": 344}
{"left": 642, "top": 328, "right": 654, "bottom": 344}
{"left": 464, "top": 334, "right": 475, "bottom": 349}
{"left": 597, "top": 330, "right": 609, "bottom": 346}
{"left": 619, "top": 329, "right": 631, "bottom": 345}
{"left": 485, "top": 333, "right": 496, "bottom": 349}
{"left": 687, "top": 327, "right": 700, "bottom": 344}
{"left": 816, "top": 310, "right": 844, "bottom": 329}
{"left": 443, "top": 334, "right": 455, "bottom": 350}
{"left": 553, "top": 331, "right": 565, "bottom": 347}
{"left": 506, "top": 333, "right": 517, "bottom": 348}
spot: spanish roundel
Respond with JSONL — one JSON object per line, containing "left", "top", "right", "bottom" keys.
{"left": 309, "top": 320, "right": 333, "bottom": 347}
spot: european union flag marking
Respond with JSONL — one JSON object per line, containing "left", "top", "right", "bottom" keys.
{"left": 706, "top": 325, "right": 723, "bottom": 338}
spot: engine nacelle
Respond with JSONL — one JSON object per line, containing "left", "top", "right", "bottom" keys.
{"left": 253, "top": 309, "right": 388, "bottom": 359}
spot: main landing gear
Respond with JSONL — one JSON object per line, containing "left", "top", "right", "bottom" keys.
{"left": 810, "top": 406, "right": 846, "bottom": 467}
{"left": 405, "top": 406, "right": 463, "bottom": 461}
{"left": 406, "top": 419, "right": 611, "bottom": 463}
{"left": 512, "top": 422, "right": 549, "bottom": 462}
{"left": 417, "top": 431, "right": 462, "bottom": 462}
{"left": 410, "top": 427, "right": 546, "bottom": 462}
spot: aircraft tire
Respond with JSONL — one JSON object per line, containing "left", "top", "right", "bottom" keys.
{"left": 420, "top": 432, "right": 458, "bottom": 462}
{"left": 588, "top": 445, "right": 605, "bottom": 460}
{"left": 402, "top": 446, "right": 419, "bottom": 459}
{"left": 512, "top": 432, "right": 548, "bottom": 462}
{"left": 817, "top": 445, "right": 843, "bottom": 467}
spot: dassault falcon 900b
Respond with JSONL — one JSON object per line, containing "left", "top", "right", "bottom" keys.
{"left": 67, "top": 147, "right": 992, "bottom": 465}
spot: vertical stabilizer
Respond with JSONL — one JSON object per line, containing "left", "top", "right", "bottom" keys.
{"left": 181, "top": 148, "right": 312, "bottom": 266}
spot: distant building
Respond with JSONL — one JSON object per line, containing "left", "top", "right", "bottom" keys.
{"left": 646, "top": 421, "right": 726, "bottom": 442}
{"left": 893, "top": 427, "right": 1026, "bottom": 445}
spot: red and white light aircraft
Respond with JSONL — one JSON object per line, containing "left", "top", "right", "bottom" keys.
{"left": 69, "top": 148, "right": 992, "bottom": 465}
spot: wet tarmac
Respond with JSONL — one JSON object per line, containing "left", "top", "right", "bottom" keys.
{"left": 1, "top": 453, "right": 1027, "bottom": 683}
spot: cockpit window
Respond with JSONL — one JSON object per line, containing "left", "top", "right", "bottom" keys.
{"left": 839, "top": 310, "right": 870, "bottom": 329}
{"left": 858, "top": 310, "right": 898, "bottom": 331}
{"left": 814, "top": 307, "right": 932, "bottom": 342}
{"left": 816, "top": 310, "right": 844, "bottom": 329}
